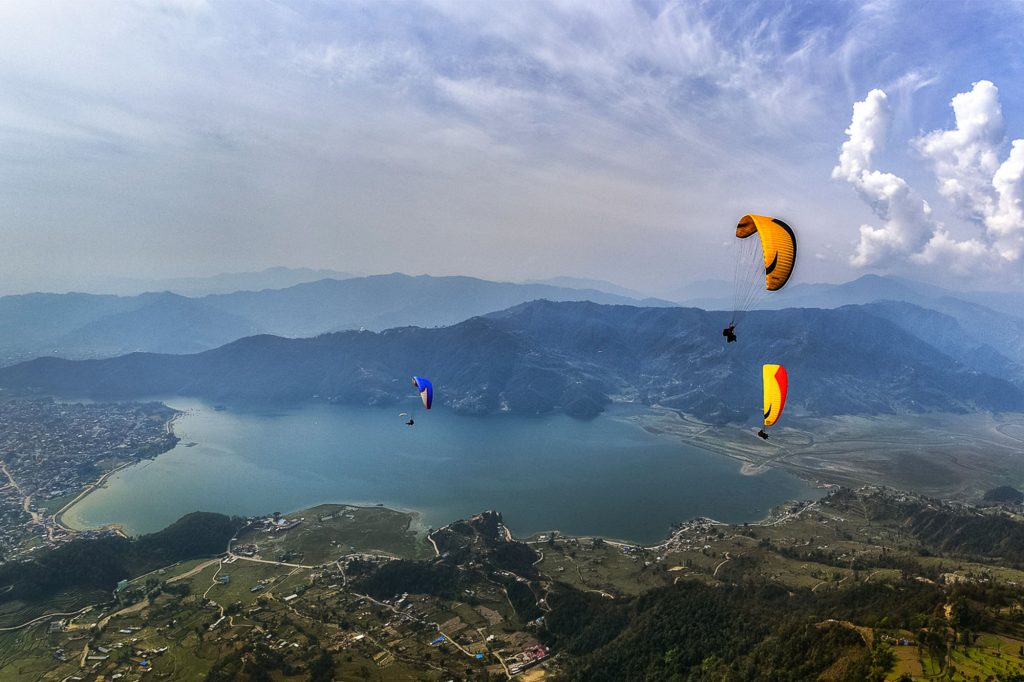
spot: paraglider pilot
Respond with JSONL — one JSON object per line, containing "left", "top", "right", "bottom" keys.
{"left": 406, "top": 418, "right": 415, "bottom": 426}
{"left": 723, "top": 324, "right": 737, "bottom": 343}
{"left": 757, "top": 429, "right": 768, "bottom": 440}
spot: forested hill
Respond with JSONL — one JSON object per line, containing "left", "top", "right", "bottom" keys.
{"left": 0, "top": 512, "right": 242, "bottom": 610}
{"left": 0, "top": 300, "right": 1021, "bottom": 423}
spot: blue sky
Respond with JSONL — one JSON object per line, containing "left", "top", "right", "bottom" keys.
{"left": 1, "top": 0, "right": 1023, "bottom": 294}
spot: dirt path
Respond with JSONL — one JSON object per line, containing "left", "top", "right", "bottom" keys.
{"left": 428, "top": 532, "right": 440, "bottom": 557}
{"left": 1, "top": 462, "right": 40, "bottom": 525}
{"left": 0, "top": 606, "right": 93, "bottom": 632}
{"left": 763, "top": 501, "right": 818, "bottom": 527}
{"left": 166, "top": 558, "right": 221, "bottom": 583}
{"left": 203, "top": 561, "right": 225, "bottom": 601}
{"left": 97, "top": 598, "right": 151, "bottom": 630}
{"left": 227, "top": 554, "right": 312, "bottom": 569}
{"left": 816, "top": 619, "right": 873, "bottom": 646}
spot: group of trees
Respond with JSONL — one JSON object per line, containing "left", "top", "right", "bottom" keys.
{"left": 355, "top": 559, "right": 460, "bottom": 601}
{"left": 908, "top": 508, "right": 1024, "bottom": 566}
{"left": 539, "top": 578, "right": 954, "bottom": 681}
{"left": 0, "top": 512, "right": 243, "bottom": 603}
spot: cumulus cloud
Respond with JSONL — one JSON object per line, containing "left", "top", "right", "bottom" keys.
{"left": 832, "top": 89, "right": 890, "bottom": 183}
{"left": 989, "top": 140, "right": 1024, "bottom": 259}
{"left": 835, "top": 80, "right": 1024, "bottom": 270}
{"left": 915, "top": 80, "right": 1003, "bottom": 222}
{"left": 912, "top": 229, "right": 990, "bottom": 271}
{"left": 832, "top": 89, "right": 936, "bottom": 267}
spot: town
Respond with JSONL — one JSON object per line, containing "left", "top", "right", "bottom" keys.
{"left": 0, "top": 398, "right": 179, "bottom": 561}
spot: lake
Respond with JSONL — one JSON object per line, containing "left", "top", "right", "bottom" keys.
{"left": 62, "top": 399, "right": 819, "bottom": 544}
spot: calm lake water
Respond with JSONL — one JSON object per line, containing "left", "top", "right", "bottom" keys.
{"left": 62, "top": 399, "right": 819, "bottom": 544}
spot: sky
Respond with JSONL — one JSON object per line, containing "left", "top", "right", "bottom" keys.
{"left": 2, "top": 0, "right": 1024, "bottom": 296}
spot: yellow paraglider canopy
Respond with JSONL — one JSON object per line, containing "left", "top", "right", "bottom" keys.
{"left": 736, "top": 215, "right": 797, "bottom": 291}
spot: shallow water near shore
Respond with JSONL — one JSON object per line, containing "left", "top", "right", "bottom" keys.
{"left": 62, "top": 399, "right": 818, "bottom": 544}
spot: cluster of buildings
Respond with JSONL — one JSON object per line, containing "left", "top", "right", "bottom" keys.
{"left": 655, "top": 517, "right": 726, "bottom": 555}
{"left": 46, "top": 609, "right": 171, "bottom": 681}
{"left": 253, "top": 514, "right": 303, "bottom": 533}
{"left": 0, "top": 398, "right": 177, "bottom": 559}
{"left": 507, "top": 643, "right": 549, "bottom": 675}
{"left": 273, "top": 555, "right": 551, "bottom": 678}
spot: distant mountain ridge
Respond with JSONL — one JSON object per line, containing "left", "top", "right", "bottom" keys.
{"left": 673, "top": 274, "right": 1024, "bottom": 368}
{"left": 522, "top": 276, "right": 651, "bottom": 300}
{"left": 0, "top": 266, "right": 356, "bottom": 298}
{"left": 0, "top": 273, "right": 671, "bottom": 365}
{"left": 2, "top": 300, "right": 1020, "bottom": 423}
{"left": 675, "top": 274, "right": 1024, "bottom": 319}
{"left": 198, "top": 274, "right": 673, "bottom": 338}
{"left": 116, "top": 266, "right": 356, "bottom": 296}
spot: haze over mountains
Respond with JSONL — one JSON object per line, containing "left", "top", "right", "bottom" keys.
{"left": 3, "top": 270, "right": 1024, "bottom": 425}
{"left": 0, "top": 273, "right": 670, "bottom": 365}
{"left": 678, "top": 273, "right": 1024, "bottom": 320}
{"left": 98, "top": 266, "right": 358, "bottom": 297}
{"left": 2, "top": 299, "right": 1021, "bottom": 424}
{"left": 0, "top": 266, "right": 357, "bottom": 298}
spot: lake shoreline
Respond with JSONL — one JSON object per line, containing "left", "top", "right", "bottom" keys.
{"left": 56, "top": 410, "right": 184, "bottom": 535}
{"left": 59, "top": 399, "right": 820, "bottom": 545}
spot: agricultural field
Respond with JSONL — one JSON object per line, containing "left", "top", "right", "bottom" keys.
{"left": 532, "top": 536, "right": 671, "bottom": 597}
{"left": 234, "top": 504, "right": 431, "bottom": 565}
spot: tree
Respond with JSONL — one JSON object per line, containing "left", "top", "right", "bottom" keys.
{"left": 309, "top": 650, "right": 334, "bottom": 682}
{"left": 867, "top": 642, "right": 895, "bottom": 681}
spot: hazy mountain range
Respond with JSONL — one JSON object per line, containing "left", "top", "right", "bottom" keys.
{"left": 0, "top": 273, "right": 670, "bottom": 365}
{"left": 677, "top": 273, "right": 1024, "bottom": 319}
{"left": 677, "top": 274, "right": 1024, "bottom": 369}
{"left": 0, "top": 266, "right": 356, "bottom": 298}
{"left": 100, "top": 266, "right": 357, "bottom": 297}
{"left": 522, "top": 276, "right": 650, "bottom": 300}
{"left": 2, "top": 300, "right": 1020, "bottom": 423}
{"left": 4, "top": 269, "right": 1023, "bottom": 376}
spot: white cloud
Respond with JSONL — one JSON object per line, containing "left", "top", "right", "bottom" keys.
{"left": 832, "top": 89, "right": 890, "bottom": 183}
{"left": 989, "top": 140, "right": 1024, "bottom": 259}
{"left": 422, "top": 0, "right": 845, "bottom": 144}
{"left": 912, "top": 229, "right": 990, "bottom": 273}
{"left": 915, "top": 80, "right": 1003, "bottom": 223}
{"left": 914, "top": 80, "right": 1024, "bottom": 264}
{"left": 832, "top": 90, "right": 937, "bottom": 267}
{"left": 836, "top": 81, "right": 1024, "bottom": 271}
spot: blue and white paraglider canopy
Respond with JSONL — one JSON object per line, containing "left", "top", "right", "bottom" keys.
{"left": 412, "top": 376, "right": 433, "bottom": 410}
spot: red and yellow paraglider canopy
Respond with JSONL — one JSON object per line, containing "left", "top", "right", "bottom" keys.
{"left": 762, "top": 364, "right": 788, "bottom": 428}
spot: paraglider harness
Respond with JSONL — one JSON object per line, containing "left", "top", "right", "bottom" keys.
{"left": 757, "top": 429, "right": 768, "bottom": 440}
{"left": 723, "top": 324, "right": 737, "bottom": 343}
{"left": 406, "top": 419, "right": 415, "bottom": 426}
